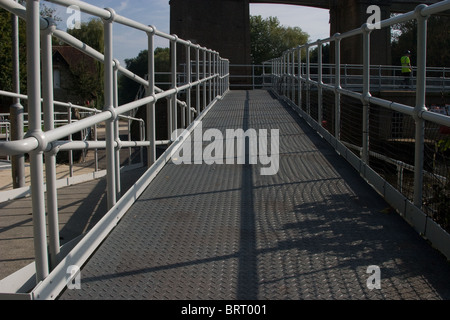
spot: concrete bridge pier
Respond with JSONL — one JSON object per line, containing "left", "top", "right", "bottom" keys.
{"left": 329, "top": 0, "right": 392, "bottom": 66}
{"left": 169, "top": 0, "right": 252, "bottom": 87}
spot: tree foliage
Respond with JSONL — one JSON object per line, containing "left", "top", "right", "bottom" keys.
{"left": 66, "top": 19, "right": 104, "bottom": 54}
{"left": 118, "top": 47, "right": 170, "bottom": 105}
{"left": 0, "top": 8, "right": 27, "bottom": 99}
{"left": 65, "top": 19, "right": 104, "bottom": 108}
{"left": 250, "top": 15, "right": 309, "bottom": 64}
{"left": 0, "top": 3, "right": 60, "bottom": 109}
{"left": 392, "top": 15, "right": 450, "bottom": 68}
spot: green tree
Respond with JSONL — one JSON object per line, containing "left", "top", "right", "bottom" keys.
{"left": 66, "top": 18, "right": 104, "bottom": 108}
{"left": 392, "top": 15, "right": 450, "bottom": 68}
{"left": 0, "top": 9, "right": 27, "bottom": 98}
{"left": 118, "top": 47, "right": 170, "bottom": 105}
{"left": 250, "top": 15, "right": 309, "bottom": 64}
{"left": 67, "top": 19, "right": 104, "bottom": 54}
{"left": 0, "top": 3, "right": 61, "bottom": 110}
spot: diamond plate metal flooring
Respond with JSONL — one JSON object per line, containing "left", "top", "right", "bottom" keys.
{"left": 58, "top": 90, "right": 450, "bottom": 300}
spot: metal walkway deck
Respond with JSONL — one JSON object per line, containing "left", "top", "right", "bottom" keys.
{"left": 58, "top": 90, "right": 450, "bottom": 300}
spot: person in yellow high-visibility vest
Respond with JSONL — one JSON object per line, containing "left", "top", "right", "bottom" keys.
{"left": 401, "top": 50, "right": 412, "bottom": 88}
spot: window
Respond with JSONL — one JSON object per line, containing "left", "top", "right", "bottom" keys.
{"left": 53, "top": 69, "right": 61, "bottom": 89}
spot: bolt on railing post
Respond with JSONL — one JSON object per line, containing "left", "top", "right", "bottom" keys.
{"left": 413, "top": 5, "right": 429, "bottom": 209}
{"left": 334, "top": 35, "right": 341, "bottom": 140}
{"left": 361, "top": 25, "right": 372, "bottom": 164}
{"left": 41, "top": 18, "right": 60, "bottom": 270}
{"left": 103, "top": 9, "right": 117, "bottom": 209}
{"left": 147, "top": 28, "right": 156, "bottom": 166}
{"left": 26, "top": 0, "right": 49, "bottom": 282}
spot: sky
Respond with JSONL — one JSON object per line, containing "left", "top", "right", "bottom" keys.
{"left": 44, "top": 0, "right": 330, "bottom": 66}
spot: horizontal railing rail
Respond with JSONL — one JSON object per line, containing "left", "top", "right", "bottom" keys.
{"left": 223, "top": 62, "right": 450, "bottom": 91}
{"left": 0, "top": 0, "right": 229, "bottom": 298}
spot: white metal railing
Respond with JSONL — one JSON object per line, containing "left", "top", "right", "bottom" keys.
{"left": 221, "top": 63, "right": 450, "bottom": 91}
{"left": 268, "top": 1, "right": 450, "bottom": 260}
{"left": 285, "top": 63, "right": 450, "bottom": 92}
{"left": 0, "top": 105, "right": 145, "bottom": 180}
{"left": 0, "top": 0, "right": 229, "bottom": 297}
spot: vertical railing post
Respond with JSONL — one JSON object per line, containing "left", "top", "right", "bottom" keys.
{"left": 41, "top": 18, "right": 60, "bottom": 269}
{"left": 361, "top": 25, "right": 372, "bottom": 164}
{"left": 288, "top": 52, "right": 291, "bottom": 100}
{"left": 283, "top": 53, "right": 287, "bottom": 97}
{"left": 318, "top": 41, "right": 323, "bottom": 126}
{"left": 292, "top": 50, "right": 296, "bottom": 103}
{"left": 26, "top": 0, "right": 49, "bottom": 282}
{"left": 208, "top": 51, "right": 212, "bottom": 104}
{"left": 186, "top": 42, "right": 192, "bottom": 125}
{"left": 274, "top": 58, "right": 277, "bottom": 91}
{"left": 94, "top": 121, "right": 99, "bottom": 172}
{"left": 219, "top": 58, "right": 223, "bottom": 96}
{"left": 276, "top": 57, "right": 279, "bottom": 93}
{"left": 196, "top": 45, "right": 200, "bottom": 115}
{"left": 67, "top": 105, "right": 73, "bottom": 177}
{"left": 413, "top": 5, "right": 429, "bottom": 208}
{"left": 334, "top": 34, "right": 341, "bottom": 140}
{"left": 113, "top": 58, "right": 121, "bottom": 198}
{"left": 171, "top": 36, "right": 178, "bottom": 138}
{"left": 297, "top": 46, "right": 302, "bottom": 109}
{"left": 218, "top": 58, "right": 222, "bottom": 96}
{"left": 306, "top": 45, "right": 311, "bottom": 115}
{"left": 227, "top": 59, "right": 230, "bottom": 91}
{"left": 103, "top": 8, "right": 117, "bottom": 209}
{"left": 10, "top": 0, "right": 25, "bottom": 189}
{"left": 212, "top": 51, "right": 217, "bottom": 99}
{"left": 203, "top": 48, "right": 207, "bottom": 110}
{"left": 201, "top": 48, "right": 207, "bottom": 109}
{"left": 147, "top": 27, "right": 156, "bottom": 166}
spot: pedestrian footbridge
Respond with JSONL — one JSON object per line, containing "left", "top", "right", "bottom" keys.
{"left": 0, "top": 0, "right": 450, "bottom": 300}
{"left": 57, "top": 89, "right": 450, "bottom": 300}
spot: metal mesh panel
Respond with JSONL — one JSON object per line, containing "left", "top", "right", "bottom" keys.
{"left": 340, "top": 95, "right": 363, "bottom": 149}
{"left": 423, "top": 120, "right": 450, "bottom": 231}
